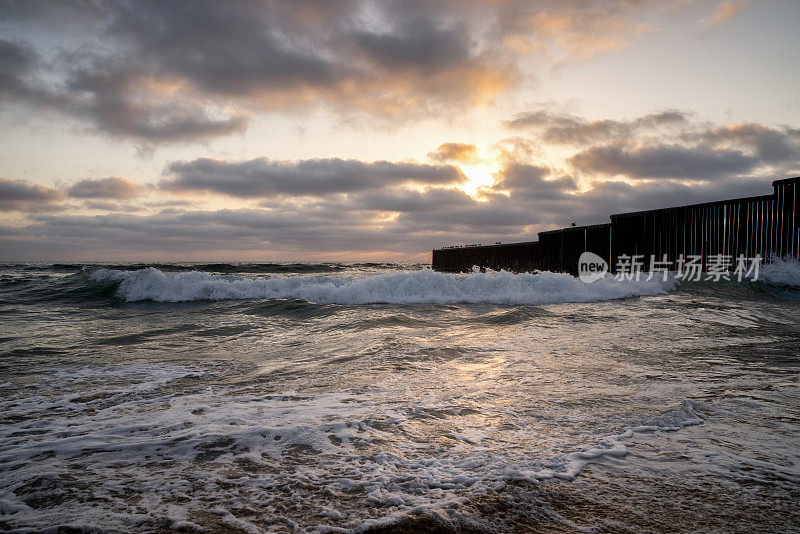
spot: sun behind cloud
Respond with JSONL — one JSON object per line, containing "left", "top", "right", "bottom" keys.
{"left": 458, "top": 160, "right": 503, "bottom": 197}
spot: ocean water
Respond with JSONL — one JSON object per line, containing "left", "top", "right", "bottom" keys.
{"left": 0, "top": 262, "right": 799, "bottom": 533}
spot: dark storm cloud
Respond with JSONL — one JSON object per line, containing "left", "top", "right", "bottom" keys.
{"left": 1, "top": 209, "right": 409, "bottom": 256}
{"left": 2, "top": 102, "right": 796, "bottom": 258}
{"left": 60, "top": 60, "right": 250, "bottom": 141}
{"left": 506, "top": 110, "right": 579, "bottom": 129}
{"left": 333, "top": 186, "right": 539, "bottom": 232}
{"left": 82, "top": 200, "right": 131, "bottom": 212}
{"left": 349, "top": 17, "right": 470, "bottom": 72}
{"left": 0, "top": 170, "right": 781, "bottom": 259}
{"left": 162, "top": 158, "right": 465, "bottom": 197}
{"left": 392, "top": 202, "right": 538, "bottom": 232}
{"left": 106, "top": 1, "right": 349, "bottom": 97}
{"left": 5, "top": 173, "right": 776, "bottom": 259}
{"left": 343, "top": 187, "right": 475, "bottom": 213}
{"left": 507, "top": 109, "right": 689, "bottom": 145}
{"left": 0, "top": 1, "right": 491, "bottom": 139}
{"left": 495, "top": 164, "right": 577, "bottom": 200}
{"left": 505, "top": 109, "right": 800, "bottom": 181}
{"left": 636, "top": 111, "right": 690, "bottom": 127}
{"left": 0, "top": 38, "right": 35, "bottom": 98}
{"left": 0, "top": 177, "right": 65, "bottom": 211}
{"left": 0, "top": 0, "right": 702, "bottom": 142}
{"left": 568, "top": 144, "right": 759, "bottom": 180}
{"left": 0, "top": 195, "right": 539, "bottom": 258}
{"left": 688, "top": 123, "right": 800, "bottom": 163}
{"left": 0, "top": 40, "right": 249, "bottom": 141}
{"left": 67, "top": 177, "right": 145, "bottom": 199}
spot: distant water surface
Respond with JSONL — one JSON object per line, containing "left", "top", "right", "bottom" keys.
{"left": 0, "top": 262, "right": 798, "bottom": 532}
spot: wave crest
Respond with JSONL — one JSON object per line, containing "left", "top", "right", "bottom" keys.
{"left": 89, "top": 267, "right": 675, "bottom": 304}
{"left": 760, "top": 258, "right": 800, "bottom": 287}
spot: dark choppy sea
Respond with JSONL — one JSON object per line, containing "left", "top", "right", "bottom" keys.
{"left": 1, "top": 262, "right": 799, "bottom": 533}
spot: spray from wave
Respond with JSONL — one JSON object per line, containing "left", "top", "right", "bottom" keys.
{"left": 760, "top": 257, "right": 800, "bottom": 287}
{"left": 89, "top": 267, "right": 676, "bottom": 305}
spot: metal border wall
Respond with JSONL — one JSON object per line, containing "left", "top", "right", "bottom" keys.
{"left": 432, "top": 177, "right": 800, "bottom": 274}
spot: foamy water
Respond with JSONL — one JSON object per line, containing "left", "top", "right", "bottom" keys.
{"left": 761, "top": 257, "right": 800, "bottom": 286}
{"left": 89, "top": 266, "right": 675, "bottom": 304}
{"left": 1, "top": 262, "right": 799, "bottom": 532}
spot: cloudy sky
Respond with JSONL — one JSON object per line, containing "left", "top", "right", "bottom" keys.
{"left": 1, "top": 0, "right": 799, "bottom": 261}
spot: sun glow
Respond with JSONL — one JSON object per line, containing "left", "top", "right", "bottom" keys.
{"left": 458, "top": 162, "right": 502, "bottom": 198}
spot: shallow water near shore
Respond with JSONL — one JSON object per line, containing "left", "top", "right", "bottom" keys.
{"left": 1, "top": 262, "right": 799, "bottom": 532}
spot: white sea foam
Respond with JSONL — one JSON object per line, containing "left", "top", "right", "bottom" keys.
{"left": 90, "top": 267, "right": 675, "bottom": 304}
{"left": 0, "top": 362, "right": 707, "bottom": 533}
{"left": 760, "top": 257, "right": 800, "bottom": 287}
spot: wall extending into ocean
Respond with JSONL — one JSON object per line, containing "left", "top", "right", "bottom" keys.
{"left": 432, "top": 177, "right": 800, "bottom": 275}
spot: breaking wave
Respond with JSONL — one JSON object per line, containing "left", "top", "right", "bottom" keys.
{"left": 760, "top": 257, "right": 800, "bottom": 287}
{"left": 89, "top": 267, "right": 676, "bottom": 305}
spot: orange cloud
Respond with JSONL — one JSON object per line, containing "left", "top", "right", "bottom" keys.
{"left": 501, "top": 5, "right": 658, "bottom": 64}
{"left": 702, "top": 1, "right": 749, "bottom": 28}
{"left": 429, "top": 143, "right": 480, "bottom": 164}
